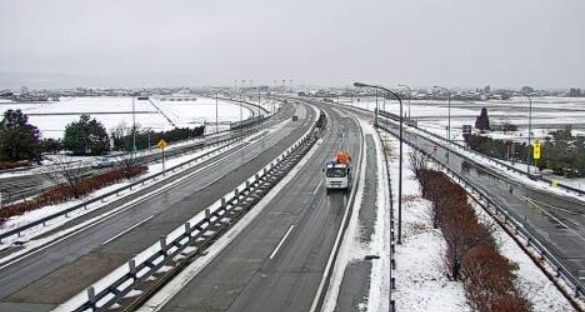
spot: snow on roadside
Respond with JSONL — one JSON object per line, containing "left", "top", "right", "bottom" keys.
{"left": 380, "top": 131, "right": 470, "bottom": 312}
{"left": 364, "top": 120, "right": 391, "bottom": 312}
{"left": 321, "top": 119, "right": 371, "bottom": 312}
{"left": 380, "top": 130, "right": 575, "bottom": 312}
{"left": 57, "top": 106, "right": 318, "bottom": 312}
{"left": 0, "top": 129, "right": 271, "bottom": 243}
{"left": 469, "top": 198, "right": 575, "bottom": 312}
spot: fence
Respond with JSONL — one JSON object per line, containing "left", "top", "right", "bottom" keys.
{"left": 0, "top": 134, "right": 252, "bottom": 243}
{"left": 378, "top": 119, "right": 585, "bottom": 311}
{"left": 66, "top": 120, "right": 319, "bottom": 312}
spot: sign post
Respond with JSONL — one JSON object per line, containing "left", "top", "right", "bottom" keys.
{"left": 533, "top": 139, "right": 541, "bottom": 169}
{"left": 157, "top": 139, "right": 168, "bottom": 173}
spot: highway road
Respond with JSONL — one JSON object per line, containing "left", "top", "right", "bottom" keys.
{"left": 0, "top": 101, "right": 313, "bottom": 312}
{"left": 0, "top": 102, "right": 289, "bottom": 205}
{"left": 377, "top": 116, "right": 585, "bottom": 290}
{"left": 140, "top": 101, "right": 372, "bottom": 312}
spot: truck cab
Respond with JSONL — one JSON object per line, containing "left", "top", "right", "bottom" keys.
{"left": 325, "top": 161, "right": 351, "bottom": 193}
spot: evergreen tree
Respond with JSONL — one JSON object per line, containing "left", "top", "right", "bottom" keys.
{"left": 0, "top": 109, "right": 42, "bottom": 163}
{"left": 474, "top": 107, "right": 490, "bottom": 131}
{"left": 63, "top": 115, "right": 109, "bottom": 155}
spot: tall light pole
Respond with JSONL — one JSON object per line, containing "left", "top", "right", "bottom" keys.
{"left": 433, "top": 86, "right": 452, "bottom": 141}
{"left": 354, "top": 82, "right": 403, "bottom": 246}
{"left": 148, "top": 128, "right": 151, "bottom": 149}
{"left": 214, "top": 89, "right": 224, "bottom": 134}
{"left": 258, "top": 85, "right": 262, "bottom": 128}
{"left": 239, "top": 90, "right": 244, "bottom": 138}
{"left": 515, "top": 91, "right": 533, "bottom": 174}
{"left": 132, "top": 96, "right": 136, "bottom": 157}
{"left": 375, "top": 89, "right": 379, "bottom": 125}
{"left": 398, "top": 84, "right": 412, "bottom": 119}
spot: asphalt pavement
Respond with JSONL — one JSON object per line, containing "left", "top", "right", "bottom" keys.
{"left": 0, "top": 102, "right": 313, "bottom": 312}
{"left": 382, "top": 117, "right": 585, "bottom": 289}
{"left": 150, "top": 103, "right": 366, "bottom": 312}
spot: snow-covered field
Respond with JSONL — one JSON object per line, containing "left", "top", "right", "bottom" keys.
{"left": 335, "top": 96, "right": 585, "bottom": 142}
{"left": 0, "top": 96, "right": 277, "bottom": 139}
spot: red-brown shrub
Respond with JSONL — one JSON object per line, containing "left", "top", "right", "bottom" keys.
{"left": 415, "top": 168, "right": 532, "bottom": 312}
{"left": 0, "top": 165, "right": 147, "bottom": 223}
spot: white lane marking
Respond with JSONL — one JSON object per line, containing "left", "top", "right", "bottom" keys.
{"left": 313, "top": 181, "right": 323, "bottom": 195}
{"left": 135, "top": 110, "right": 321, "bottom": 312}
{"left": 309, "top": 115, "right": 364, "bottom": 312}
{"left": 101, "top": 215, "right": 154, "bottom": 246}
{"left": 0, "top": 140, "right": 252, "bottom": 270}
{"left": 269, "top": 225, "right": 295, "bottom": 260}
{"left": 525, "top": 197, "right": 585, "bottom": 243}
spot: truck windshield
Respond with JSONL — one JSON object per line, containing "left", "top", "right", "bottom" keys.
{"left": 326, "top": 167, "right": 347, "bottom": 178}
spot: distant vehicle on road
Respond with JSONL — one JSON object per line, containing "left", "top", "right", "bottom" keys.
{"left": 315, "top": 110, "right": 326, "bottom": 128}
{"left": 91, "top": 156, "right": 115, "bottom": 169}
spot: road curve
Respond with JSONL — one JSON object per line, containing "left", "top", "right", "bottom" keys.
{"left": 0, "top": 101, "right": 314, "bottom": 312}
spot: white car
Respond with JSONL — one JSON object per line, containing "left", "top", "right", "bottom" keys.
{"left": 91, "top": 156, "right": 115, "bottom": 169}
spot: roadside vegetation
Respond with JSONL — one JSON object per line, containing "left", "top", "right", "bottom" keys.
{"left": 409, "top": 149, "right": 532, "bottom": 312}
{"left": 0, "top": 110, "right": 206, "bottom": 170}
{"left": 0, "top": 164, "right": 147, "bottom": 224}
{"left": 0, "top": 109, "right": 42, "bottom": 168}
{"left": 466, "top": 107, "right": 585, "bottom": 177}
{"left": 111, "top": 123, "right": 206, "bottom": 151}
{"left": 465, "top": 125, "right": 585, "bottom": 177}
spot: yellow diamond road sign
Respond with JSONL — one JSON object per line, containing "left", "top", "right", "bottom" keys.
{"left": 157, "top": 139, "right": 167, "bottom": 151}
{"left": 533, "top": 139, "right": 541, "bottom": 160}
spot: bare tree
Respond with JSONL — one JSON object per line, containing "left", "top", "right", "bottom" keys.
{"left": 44, "top": 155, "right": 91, "bottom": 199}
{"left": 441, "top": 201, "right": 497, "bottom": 281}
{"left": 409, "top": 149, "right": 430, "bottom": 186}
{"left": 114, "top": 153, "right": 145, "bottom": 179}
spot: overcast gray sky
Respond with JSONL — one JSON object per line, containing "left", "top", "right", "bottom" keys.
{"left": 1, "top": 0, "right": 584, "bottom": 89}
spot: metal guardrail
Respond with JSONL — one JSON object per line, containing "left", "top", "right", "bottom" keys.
{"left": 0, "top": 133, "right": 255, "bottom": 244}
{"left": 313, "top": 98, "right": 584, "bottom": 310}
{"left": 376, "top": 131, "right": 397, "bottom": 312}
{"left": 378, "top": 122, "right": 585, "bottom": 311}
{"left": 68, "top": 120, "right": 319, "bottom": 312}
{"left": 377, "top": 110, "right": 585, "bottom": 197}
{"left": 0, "top": 127, "right": 263, "bottom": 206}
{"left": 0, "top": 102, "right": 283, "bottom": 203}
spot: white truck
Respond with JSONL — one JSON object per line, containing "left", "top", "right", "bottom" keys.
{"left": 325, "top": 150, "right": 351, "bottom": 193}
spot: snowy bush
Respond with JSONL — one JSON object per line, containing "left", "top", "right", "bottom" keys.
{"left": 415, "top": 168, "right": 532, "bottom": 312}
{"left": 0, "top": 165, "right": 147, "bottom": 223}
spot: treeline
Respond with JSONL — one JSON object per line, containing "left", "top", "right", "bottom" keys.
{"left": 410, "top": 152, "right": 531, "bottom": 311}
{"left": 114, "top": 126, "right": 205, "bottom": 151}
{"left": 465, "top": 134, "right": 531, "bottom": 163}
{"left": 0, "top": 109, "right": 206, "bottom": 169}
{"left": 465, "top": 125, "right": 585, "bottom": 177}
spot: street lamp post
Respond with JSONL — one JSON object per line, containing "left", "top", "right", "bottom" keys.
{"left": 239, "top": 91, "right": 243, "bottom": 139}
{"left": 258, "top": 87, "right": 262, "bottom": 129}
{"left": 132, "top": 96, "right": 136, "bottom": 157}
{"left": 398, "top": 84, "right": 412, "bottom": 120}
{"left": 375, "top": 89, "right": 379, "bottom": 126}
{"left": 433, "top": 86, "right": 452, "bottom": 141}
{"left": 148, "top": 129, "right": 151, "bottom": 149}
{"left": 215, "top": 90, "right": 221, "bottom": 134}
{"left": 214, "top": 88, "right": 230, "bottom": 134}
{"left": 515, "top": 92, "right": 533, "bottom": 174}
{"left": 354, "top": 82, "right": 403, "bottom": 246}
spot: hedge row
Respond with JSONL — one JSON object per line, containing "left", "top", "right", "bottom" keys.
{"left": 0, "top": 165, "right": 148, "bottom": 223}
{"left": 0, "top": 160, "right": 30, "bottom": 170}
{"left": 415, "top": 168, "right": 532, "bottom": 312}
